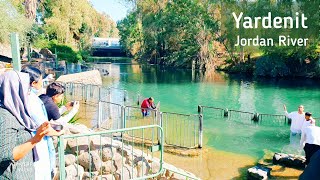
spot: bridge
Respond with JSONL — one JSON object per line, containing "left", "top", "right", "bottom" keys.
{"left": 91, "top": 37, "right": 126, "bottom": 57}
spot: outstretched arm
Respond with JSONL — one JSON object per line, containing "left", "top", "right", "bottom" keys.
{"left": 55, "top": 101, "right": 79, "bottom": 125}
{"left": 0, "top": 118, "right": 50, "bottom": 162}
{"left": 283, "top": 104, "right": 290, "bottom": 118}
{"left": 12, "top": 122, "right": 51, "bottom": 161}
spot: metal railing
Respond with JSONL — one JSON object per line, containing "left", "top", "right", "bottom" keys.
{"left": 61, "top": 82, "right": 131, "bottom": 105}
{"left": 228, "top": 110, "right": 256, "bottom": 124}
{"left": 97, "top": 101, "right": 124, "bottom": 130}
{"left": 198, "top": 105, "right": 299, "bottom": 127}
{"left": 198, "top": 105, "right": 226, "bottom": 118}
{"left": 161, "top": 112, "right": 202, "bottom": 148}
{"left": 96, "top": 102, "right": 202, "bottom": 148}
{"left": 258, "top": 114, "right": 288, "bottom": 126}
{"left": 58, "top": 125, "right": 164, "bottom": 180}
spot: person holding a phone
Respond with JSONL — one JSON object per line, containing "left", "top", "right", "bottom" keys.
{"left": 39, "top": 82, "right": 80, "bottom": 125}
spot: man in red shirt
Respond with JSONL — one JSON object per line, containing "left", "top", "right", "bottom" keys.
{"left": 141, "top": 97, "right": 156, "bottom": 117}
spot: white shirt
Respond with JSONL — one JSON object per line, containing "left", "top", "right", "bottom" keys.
{"left": 285, "top": 111, "right": 305, "bottom": 133}
{"left": 301, "top": 119, "right": 316, "bottom": 134}
{"left": 28, "top": 92, "right": 52, "bottom": 180}
{"left": 300, "top": 126, "right": 320, "bottom": 148}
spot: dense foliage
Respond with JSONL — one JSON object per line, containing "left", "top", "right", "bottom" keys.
{"left": 118, "top": 0, "right": 221, "bottom": 70}
{"left": 0, "top": 1, "right": 33, "bottom": 44}
{"left": 118, "top": 0, "right": 320, "bottom": 77}
{"left": 2, "top": 0, "right": 118, "bottom": 63}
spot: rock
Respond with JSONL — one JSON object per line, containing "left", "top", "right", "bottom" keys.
{"left": 113, "top": 152, "right": 125, "bottom": 171}
{"left": 90, "top": 136, "right": 113, "bottom": 151}
{"left": 65, "top": 164, "right": 84, "bottom": 180}
{"left": 82, "top": 171, "right": 99, "bottom": 180}
{"left": 99, "top": 147, "right": 117, "bottom": 161}
{"left": 247, "top": 165, "right": 270, "bottom": 180}
{"left": 136, "top": 160, "right": 150, "bottom": 177}
{"left": 125, "top": 164, "right": 137, "bottom": 179}
{"left": 115, "top": 165, "right": 130, "bottom": 180}
{"left": 78, "top": 151, "right": 102, "bottom": 172}
{"left": 40, "top": 48, "right": 55, "bottom": 59}
{"left": 52, "top": 132, "right": 68, "bottom": 150}
{"left": 94, "top": 174, "right": 114, "bottom": 180}
{"left": 65, "top": 154, "right": 76, "bottom": 166}
{"left": 100, "top": 160, "right": 116, "bottom": 175}
{"left": 56, "top": 70, "right": 102, "bottom": 85}
{"left": 150, "top": 161, "right": 161, "bottom": 174}
{"left": 273, "top": 153, "right": 305, "bottom": 169}
{"left": 68, "top": 124, "right": 91, "bottom": 134}
{"left": 67, "top": 136, "right": 90, "bottom": 154}
{"left": 31, "top": 50, "right": 42, "bottom": 58}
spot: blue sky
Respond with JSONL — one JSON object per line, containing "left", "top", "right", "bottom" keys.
{"left": 89, "top": 0, "right": 132, "bottom": 22}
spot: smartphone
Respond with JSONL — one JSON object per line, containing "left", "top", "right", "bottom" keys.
{"left": 51, "top": 124, "right": 63, "bottom": 131}
{"left": 70, "top": 101, "right": 74, "bottom": 106}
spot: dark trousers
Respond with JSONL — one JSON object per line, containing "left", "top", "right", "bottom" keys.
{"left": 304, "top": 143, "right": 320, "bottom": 165}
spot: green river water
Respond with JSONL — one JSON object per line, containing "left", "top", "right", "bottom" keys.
{"left": 103, "top": 62, "right": 320, "bottom": 160}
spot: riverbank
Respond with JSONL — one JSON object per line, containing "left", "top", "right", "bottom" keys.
{"left": 217, "top": 55, "right": 320, "bottom": 79}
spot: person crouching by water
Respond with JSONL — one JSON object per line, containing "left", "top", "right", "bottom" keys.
{"left": 0, "top": 71, "right": 56, "bottom": 180}
{"left": 141, "top": 97, "right": 156, "bottom": 117}
{"left": 283, "top": 104, "right": 305, "bottom": 148}
{"left": 300, "top": 112, "right": 320, "bottom": 165}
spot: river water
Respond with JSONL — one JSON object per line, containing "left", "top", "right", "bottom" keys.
{"left": 96, "top": 62, "right": 320, "bottom": 179}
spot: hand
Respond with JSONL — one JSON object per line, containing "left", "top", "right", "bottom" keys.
{"left": 65, "top": 102, "right": 73, "bottom": 111}
{"left": 72, "top": 101, "right": 80, "bottom": 110}
{"left": 34, "top": 121, "right": 50, "bottom": 143}
{"left": 46, "top": 125, "right": 65, "bottom": 136}
{"left": 283, "top": 104, "right": 287, "bottom": 111}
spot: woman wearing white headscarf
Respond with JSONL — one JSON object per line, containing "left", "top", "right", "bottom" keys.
{"left": 0, "top": 71, "right": 51, "bottom": 179}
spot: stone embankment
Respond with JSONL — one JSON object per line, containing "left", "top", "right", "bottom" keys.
{"left": 53, "top": 124, "right": 199, "bottom": 180}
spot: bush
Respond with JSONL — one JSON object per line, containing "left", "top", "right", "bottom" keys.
{"left": 48, "top": 41, "right": 82, "bottom": 63}
{"left": 255, "top": 56, "right": 290, "bottom": 77}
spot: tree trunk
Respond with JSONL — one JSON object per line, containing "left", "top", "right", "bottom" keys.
{"left": 24, "top": 0, "right": 37, "bottom": 20}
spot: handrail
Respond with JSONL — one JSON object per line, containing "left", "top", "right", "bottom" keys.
{"left": 58, "top": 125, "right": 164, "bottom": 180}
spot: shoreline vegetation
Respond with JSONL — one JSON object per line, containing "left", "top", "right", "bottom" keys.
{"left": 117, "top": 0, "right": 319, "bottom": 78}
{"left": 1, "top": 0, "right": 319, "bottom": 79}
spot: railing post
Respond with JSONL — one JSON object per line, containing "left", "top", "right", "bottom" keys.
{"left": 224, "top": 108, "right": 229, "bottom": 117}
{"left": 98, "top": 101, "right": 102, "bottom": 128}
{"left": 58, "top": 136, "right": 65, "bottom": 180}
{"left": 107, "top": 88, "right": 111, "bottom": 103}
{"left": 198, "top": 114, "right": 203, "bottom": 148}
{"left": 137, "top": 94, "right": 140, "bottom": 105}
{"left": 198, "top": 105, "right": 202, "bottom": 114}
{"left": 85, "top": 85, "right": 89, "bottom": 102}
{"left": 81, "top": 84, "right": 86, "bottom": 101}
{"left": 158, "top": 112, "right": 163, "bottom": 144}
{"left": 123, "top": 90, "right": 127, "bottom": 103}
{"left": 121, "top": 106, "right": 126, "bottom": 129}
{"left": 10, "top": 33, "right": 21, "bottom": 71}
{"left": 98, "top": 86, "right": 101, "bottom": 101}
{"left": 252, "top": 113, "right": 259, "bottom": 123}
